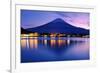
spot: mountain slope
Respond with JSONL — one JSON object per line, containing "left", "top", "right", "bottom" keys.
{"left": 25, "top": 18, "right": 89, "bottom": 35}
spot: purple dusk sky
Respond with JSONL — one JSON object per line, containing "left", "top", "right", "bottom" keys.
{"left": 21, "top": 10, "right": 90, "bottom": 29}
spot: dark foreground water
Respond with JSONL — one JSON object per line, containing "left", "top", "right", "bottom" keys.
{"left": 21, "top": 37, "right": 89, "bottom": 63}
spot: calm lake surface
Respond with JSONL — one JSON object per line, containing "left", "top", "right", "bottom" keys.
{"left": 21, "top": 37, "right": 89, "bottom": 63}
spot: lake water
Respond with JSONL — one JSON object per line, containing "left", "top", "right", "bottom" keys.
{"left": 21, "top": 37, "right": 89, "bottom": 63}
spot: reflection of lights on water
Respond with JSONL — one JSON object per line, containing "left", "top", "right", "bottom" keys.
{"left": 21, "top": 36, "right": 29, "bottom": 48}
{"left": 21, "top": 35, "right": 72, "bottom": 49}
{"left": 67, "top": 39, "right": 70, "bottom": 45}
{"left": 21, "top": 34, "right": 29, "bottom": 49}
{"left": 21, "top": 36, "right": 38, "bottom": 49}
{"left": 26, "top": 37, "right": 29, "bottom": 48}
{"left": 29, "top": 38, "right": 34, "bottom": 48}
{"left": 50, "top": 36, "right": 56, "bottom": 47}
{"left": 50, "top": 39, "right": 56, "bottom": 47}
{"left": 29, "top": 37, "right": 38, "bottom": 49}
{"left": 43, "top": 35, "right": 47, "bottom": 46}
{"left": 50, "top": 37, "right": 67, "bottom": 47}
{"left": 44, "top": 39, "right": 47, "bottom": 46}
{"left": 58, "top": 37, "right": 66, "bottom": 46}
{"left": 58, "top": 39, "right": 62, "bottom": 46}
{"left": 21, "top": 39, "right": 27, "bottom": 48}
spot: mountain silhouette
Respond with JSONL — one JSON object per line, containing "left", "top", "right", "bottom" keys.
{"left": 23, "top": 18, "right": 89, "bottom": 35}
{"left": 21, "top": 27, "right": 30, "bottom": 34}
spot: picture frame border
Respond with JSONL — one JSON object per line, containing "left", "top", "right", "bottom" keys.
{"left": 11, "top": 3, "right": 96, "bottom": 73}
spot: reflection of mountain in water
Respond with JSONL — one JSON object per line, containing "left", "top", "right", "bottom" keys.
{"left": 22, "top": 18, "right": 89, "bottom": 35}
{"left": 21, "top": 37, "right": 89, "bottom": 63}
{"left": 42, "top": 38, "right": 85, "bottom": 55}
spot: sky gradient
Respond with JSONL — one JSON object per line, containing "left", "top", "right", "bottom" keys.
{"left": 21, "top": 10, "right": 90, "bottom": 29}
